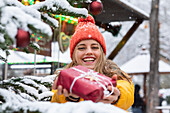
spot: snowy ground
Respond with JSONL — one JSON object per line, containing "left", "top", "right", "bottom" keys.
{"left": 0, "top": 75, "right": 127, "bottom": 113}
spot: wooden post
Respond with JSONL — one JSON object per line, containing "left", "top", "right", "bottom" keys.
{"left": 147, "top": 0, "right": 160, "bottom": 113}
{"left": 2, "top": 52, "right": 8, "bottom": 80}
{"left": 50, "top": 62, "right": 54, "bottom": 75}
{"left": 143, "top": 73, "right": 147, "bottom": 103}
{"left": 33, "top": 37, "right": 37, "bottom": 76}
{"left": 2, "top": 63, "right": 8, "bottom": 80}
{"left": 143, "top": 73, "right": 147, "bottom": 113}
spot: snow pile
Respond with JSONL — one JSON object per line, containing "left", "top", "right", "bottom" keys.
{"left": 0, "top": 75, "right": 56, "bottom": 101}
{"left": 0, "top": 75, "right": 126, "bottom": 113}
{"left": 0, "top": 88, "right": 126, "bottom": 113}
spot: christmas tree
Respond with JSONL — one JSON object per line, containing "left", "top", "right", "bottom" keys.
{"left": 0, "top": 0, "right": 88, "bottom": 62}
{"left": 0, "top": 1, "right": 126, "bottom": 112}
{"left": 0, "top": 0, "right": 89, "bottom": 112}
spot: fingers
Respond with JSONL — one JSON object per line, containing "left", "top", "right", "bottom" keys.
{"left": 57, "top": 85, "right": 79, "bottom": 98}
{"left": 112, "top": 74, "right": 117, "bottom": 81}
{"left": 107, "top": 85, "right": 114, "bottom": 93}
{"left": 57, "top": 85, "right": 69, "bottom": 96}
{"left": 100, "top": 87, "right": 120, "bottom": 104}
{"left": 107, "top": 86, "right": 120, "bottom": 101}
{"left": 112, "top": 74, "right": 117, "bottom": 87}
{"left": 57, "top": 85, "right": 63, "bottom": 95}
{"left": 52, "top": 77, "right": 58, "bottom": 90}
{"left": 114, "top": 87, "right": 120, "bottom": 97}
{"left": 53, "top": 77, "right": 70, "bottom": 96}
{"left": 99, "top": 93, "right": 116, "bottom": 103}
{"left": 108, "top": 86, "right": 120, "bottom": 97}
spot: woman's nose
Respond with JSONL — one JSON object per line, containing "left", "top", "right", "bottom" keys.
{"left": 85, "top": 47, "right": 93, "bottom": 55}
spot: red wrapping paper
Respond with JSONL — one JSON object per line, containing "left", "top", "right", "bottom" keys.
{"left": 56, "top": 65, "right": 117, "bottom": 102}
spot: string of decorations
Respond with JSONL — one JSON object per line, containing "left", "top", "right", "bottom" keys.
{"left": 50, "top": 14, "right": 78, "bottom": 25}
{"left": 8, "top": 61, "right": 67, "bottom": 66}
{"left": 21, "top": 0, "right": 39, "bottom": 5}
{"left": 12, "top": 33, "right": 42, "bottom": 51}
{"left": 31, "top": 33, "right": 43, "bottom": 42}
{"left": 21, "top": 0, "right": 78, "bottom": 25}
{"left": 8, "top": 61, "right": 50, "bottom": 65}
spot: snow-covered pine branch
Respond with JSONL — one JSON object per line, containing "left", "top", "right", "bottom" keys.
{"left": 31, "top": 0, "right": 88, "bottom": 18}
{"left": 41, "top": 13, "right": 59, "bottom": 29}
{"left": 0, "top": 0, "right": 88, "bottom": 59}
{"left": 0, "top": 83, "right": 127, "bottom": 113}
{"left": 0, "top": 75, "right": 56, "bottom": 102}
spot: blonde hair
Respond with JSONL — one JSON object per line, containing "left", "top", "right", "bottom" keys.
{"left": 55, "top": 43, "right": 131, "bottom": 83}
{"left": 103, "top": 59, "right": 131, "bottom": 83}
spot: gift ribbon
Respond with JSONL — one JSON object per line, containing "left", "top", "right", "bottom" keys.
{"left": 69, "top": 67, "right": 114, "bottom": 97}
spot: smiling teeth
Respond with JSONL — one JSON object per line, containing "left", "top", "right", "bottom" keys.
{"left": 83, "top": 58, "right": 94, "bottom": 62}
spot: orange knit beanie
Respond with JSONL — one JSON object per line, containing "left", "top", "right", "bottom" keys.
{"left": 70, "top": 14, "right": 106, "bottom": 59}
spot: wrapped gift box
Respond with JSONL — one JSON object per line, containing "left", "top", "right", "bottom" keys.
{"left": 56, "top": 65, "right": 117, "bottom": 102}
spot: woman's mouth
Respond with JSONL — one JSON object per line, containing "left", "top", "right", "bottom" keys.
{"left": 82, "top": 58, "right": 95, "bottom": 63}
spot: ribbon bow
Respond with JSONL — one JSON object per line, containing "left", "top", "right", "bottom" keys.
{"left": 69, "top": 67, "right": 114, "bottom": 97}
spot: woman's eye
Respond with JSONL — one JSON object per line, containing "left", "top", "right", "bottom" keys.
{"left": 78, "top": 47, "right": 85, "bottom": 50}
{"left": 92, "top": 47, "right": 99, "bottom": 49}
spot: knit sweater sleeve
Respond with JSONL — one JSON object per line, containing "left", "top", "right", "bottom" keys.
{"left": 51, "top": 89, "right": 84, "bottom": 103}
{"left": 51, "top": 89, "right": 67, "bottom": 103}
{"left": 114, "top": 80, "right": 134, "bottom": 110}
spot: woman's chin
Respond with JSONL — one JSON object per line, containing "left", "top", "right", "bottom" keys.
{"left": 80, "top": 61, "right": 96, "bottom": 70}
{"left": 82, "top": 65, "right": 94, "bottom": 70}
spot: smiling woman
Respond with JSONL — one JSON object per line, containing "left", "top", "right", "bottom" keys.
{"left": 74, "top": 39, "right": 102, "bottom": 70}
{"left": 51, "top": 14, "right": 134, "bottom": 111}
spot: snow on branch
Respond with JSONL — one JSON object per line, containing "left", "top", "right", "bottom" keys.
{"left": 41, "top": 13, "right": 59, "bottom": 28}
{"left": 0, "top": 75, "right": 127, "bottom": 113}
{"left": 0, "top": 0, "right": 88, "bottom": 55}
{"left": 1, "top": 6, "right": 52, "bottom": 39}
{"left": 31, "top": 0, "right": 88, "bottom": 18}
{"left": 0, "top": 89, "right": 126, "bottom": 113}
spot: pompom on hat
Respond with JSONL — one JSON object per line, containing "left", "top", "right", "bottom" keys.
{"left": 70, "top": 14, "right": 106, "bottom": 59}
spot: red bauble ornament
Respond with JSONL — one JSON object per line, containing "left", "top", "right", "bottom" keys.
{"left": 16, "top": 29, "right": 30, "bottom": 48}
{"left": 89, "top": 1, "right": 103, "bottom": 15}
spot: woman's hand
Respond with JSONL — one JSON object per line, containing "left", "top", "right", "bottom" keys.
{"left": 57, "top": 85, "right": 80, "bottom": 102}
{"left": 52, "top": 77, "right": 58, "bottom": 90}
{"left": 98, "top": 86, "right": 120, "bottom": 104}
{"left": 98, "top": 74, "right": 120, "bottom": 104}
{"left": 57, "top": 85, "right": 79, "bottom": 97}
{"left": 52, "top": 77, "right": 80, "bottom": 101}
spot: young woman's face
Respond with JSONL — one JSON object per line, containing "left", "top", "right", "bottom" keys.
{"left": 74, "top": 39, "right": 102, "bottom": 69}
